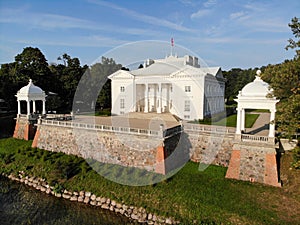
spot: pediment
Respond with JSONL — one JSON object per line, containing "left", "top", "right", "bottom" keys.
{"left": 169, "top": 66, "right": 200, "bottom": 77}
{"left": 108, "top": 70, "right": 134, "bottom": 79}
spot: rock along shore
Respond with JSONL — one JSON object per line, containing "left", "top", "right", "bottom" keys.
{"left": 2, "top": 171, "right": 179, "bottom": 225}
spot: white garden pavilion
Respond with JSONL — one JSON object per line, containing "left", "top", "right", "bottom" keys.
{"left": 15, "top": 79, "right": 46, "bottom": 116}
{"left": 235, "top": 70, "right": 279, "bottom": 138}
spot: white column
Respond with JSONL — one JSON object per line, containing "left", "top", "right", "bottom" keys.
{"left": 236, "top": 108, "right": 241, "bottom": 134}
{"left": 33, "top": 100, "right": 36, "bottom": 113}
{"left": 17, "top": 100, "right": 21, "bottom": 115}
{"left": 269, "top": 109, "right": 276, "bottom": 137}
{"left": 157, "top": 83, "right": 162, "bottom": 113}
{"left": 133, "top": 80, "right": 136, "bottom": 112}
{"left": 27, "top": 100, "right": 30, "bottom": 115}
{"left": 42, "top": 100, "right": 46, "bottom": 115}
{"left": 144, "top": 83, "right": 149, "bottom": 113}
{"left": 241, "top": 109, "right": 245, "bottom": 131}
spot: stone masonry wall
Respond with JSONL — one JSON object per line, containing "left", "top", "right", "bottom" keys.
{"left": 232, "top": 143, "right": 279, "bottom": 185}
{"left": 35, "top": 124, "right": 161, "bottom": 171}
{"left": 13, "top": 117, "right": 36, "bottom": 140}
{"left": 187, "top": 131, "right": 234, "bottom": 167}
{"left": 34, "top": 123, "right": 235, "bottom": 172}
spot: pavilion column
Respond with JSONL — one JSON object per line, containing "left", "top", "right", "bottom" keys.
{"left": 144, "top": 83, "right": 149, "bottom": 113}
{"left": 269, "top": 109, "right": 276, "bottom": 137}
{"left": 236, "top": 108, "right": 242, "bottom": 134}
{"left": 42, "top": 100, "right": 46, "bottom": 115}
{"left": 33, "top": 100, "right": 36, "bottom": 113}
{"left": 27, "top": 100, "right": 30, "bottom": 115}
{"left": 17, "top": 100, "right": 21, "bottom": 115}
{"left": 241, "top": 109, "right": 245, "bottom": 131}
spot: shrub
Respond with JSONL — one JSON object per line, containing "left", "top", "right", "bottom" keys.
{"left": 292, "top": 143, "right": 300, "bottom": 169}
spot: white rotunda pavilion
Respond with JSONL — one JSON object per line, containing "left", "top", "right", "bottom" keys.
{"left": 15, "top": 79, "right": 47, "bottom": 116}
{"left": 235, "top": 70, "right": 279, "bottom": 138}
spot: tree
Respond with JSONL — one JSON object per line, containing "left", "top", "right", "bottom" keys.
{"left": 285, "top": 17, "right": 300, "bottom": 58}
{"left": 14, "top": 47, "right": 51, "bottom": 88}
{"left": 74, "top": 57, "right": 122, "bottom": 112}
{"left": 223, "top": 68, "right": 256, "bottom": 103}
{"left": 52, "top": 53, "right": 87, "bottom": 111}
{"left": 261, "top": 17, "right": 300, "bottom": 138}
{"left": 0, "top": 47, "right": 52, "bottom": 110}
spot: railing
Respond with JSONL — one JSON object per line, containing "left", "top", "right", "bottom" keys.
{"left": 183, "top": 123, "right": 235, "bottom": 134}
{"left": 39, "top": 119, "right": 163, "bottom": 137}
{"left": 46, "top": 114, "right": 73, "bottom": 120}
{"left": 241, "top": 134, "right": 270, "bottom": 143}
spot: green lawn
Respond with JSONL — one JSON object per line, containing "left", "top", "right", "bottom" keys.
{"left": 192, "top": 113, "right": 260, "bottom": 128}
{"left": 213, "top": 113, "right": 259, "bottom": 127}
{"left": 0, "top": 138, "right": 299, "bottom": 224}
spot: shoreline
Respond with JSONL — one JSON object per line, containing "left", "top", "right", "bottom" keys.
{"left": 1, "top": 171, "right": 179, "bottom": 225}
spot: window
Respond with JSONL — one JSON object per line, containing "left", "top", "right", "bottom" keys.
{"left": 185, "top": 86, "right": 191, "bottom": 92}
{"left": 120, "top": 99, "right": 125, "bottom": 109}
{"left": 120, "top": 86, "right": 125, "bottom": 92}
{"left": 184, "top": 100, "right": 190, "bottom": 112}
{"left": 184, "top": 115, "right": 190, "bottom": 119}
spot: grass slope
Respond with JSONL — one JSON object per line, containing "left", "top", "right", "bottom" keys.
{"left": 0, "top": 138, "right": 299, "bottom": 224}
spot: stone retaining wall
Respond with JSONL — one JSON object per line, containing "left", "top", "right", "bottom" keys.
{"left": 33, "top": 123, "right": 235, "bottom": 173}
{"left": 226, "top": 142, "right": 281, "bottom": 187}
{"left": 13, "top": 118, "right": 35, "bottom": 140}
{"left": 33, "top": 124, "right": 161, "bottom": 171}
{"left": 187, "top": 131, "right": 234, "bottom": 167}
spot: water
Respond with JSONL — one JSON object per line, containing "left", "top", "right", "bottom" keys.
{"left": 0, "top": 176, "right": 135, "bottom": 225}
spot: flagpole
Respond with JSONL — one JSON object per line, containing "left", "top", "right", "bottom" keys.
{"left": 171, "top": 38, "right": 174, "bottom": 56}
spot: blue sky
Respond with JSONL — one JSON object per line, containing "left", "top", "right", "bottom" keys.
{"left": 0, "top": 0, "right": 299, "bottom": 70}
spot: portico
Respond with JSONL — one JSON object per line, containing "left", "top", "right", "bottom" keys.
{"left": 136, "top": 82, "right": 172, "bottom": 113}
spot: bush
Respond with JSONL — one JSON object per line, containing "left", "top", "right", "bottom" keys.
{"left": 292, "top": 143, "right": 300, "bottom": 169}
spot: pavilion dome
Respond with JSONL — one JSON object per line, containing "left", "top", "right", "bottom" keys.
{"left": 18, "top": 79, "right": 44, "bottom": 95}
{"left": 239, "top": 70, "right": 272, "bottom": 97}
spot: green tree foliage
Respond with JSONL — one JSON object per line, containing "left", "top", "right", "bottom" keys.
{"left": 0, "top": 47, "right": 51, "bottom": 109}
{"left": 53, "top": 53, "right": 88, "bottom": 110}
{"left": 14, "top": 47, "right": 51, "bottom": 87}
{"left": 285, "top": 17, "right": 300, "bottom": 58}
{"left": 74, "top": 57, "right": 122, "bottom": 112}
{"left": 261, "top": 17, "right": 300, "bottom": 138}
{"left": 223, "top": 68, "right": 256, "bottom": 103}
{"left": 0, "top": 47, "right": 88, "bottom": 112}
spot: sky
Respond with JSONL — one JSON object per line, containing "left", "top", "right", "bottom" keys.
{"left": 0, "top": 0, "right": 299, "bottom": 70}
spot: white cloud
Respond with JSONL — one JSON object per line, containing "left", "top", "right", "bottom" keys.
{"left": 0, "top": 7, "right": 98, "bottom": 30}
{"left": 190, "top": 9, "right": 211, "bottom": 19}
{"left": 229, "top": 11, "right": 247, "bottom": 20}
{"left": 178, "top": 0, "right": 194, "bottom": 5}
{"left": 15, "top": 35, "right": 127, "bottom": 48}
{"left": 203, "top": 0, "right": 217, "bottom": 8}
{"left": 88, "top": 0, "right": 194, "bottom": 32}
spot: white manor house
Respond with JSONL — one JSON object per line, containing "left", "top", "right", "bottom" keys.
{"left": 108, "top": 55, "right": 225, "bottom": 120}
